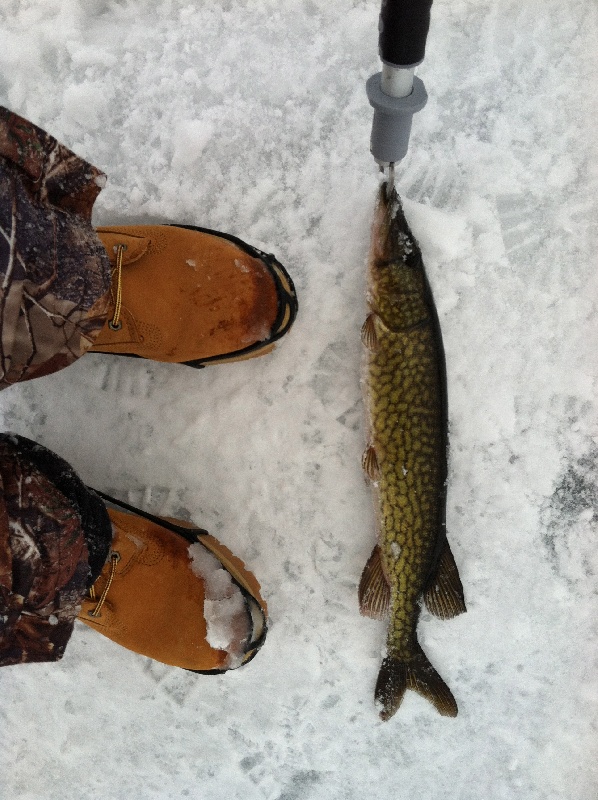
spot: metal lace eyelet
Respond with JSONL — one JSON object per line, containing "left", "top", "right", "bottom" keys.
{"left": 108, "top": 320, "right": 122, "bottom": 331}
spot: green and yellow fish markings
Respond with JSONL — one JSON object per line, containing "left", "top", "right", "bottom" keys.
{"left": 360, "top": 184, "right": 466, "bottom": 720}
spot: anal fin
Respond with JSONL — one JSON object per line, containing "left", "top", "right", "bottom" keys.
{"left": 424, "top": 540, "right": 467, "bottom": 620}
{"left": 359, "top": 545, "right": 390, "bottom": 619}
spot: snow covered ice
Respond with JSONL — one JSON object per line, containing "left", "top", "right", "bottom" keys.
{"left": 0, "top": 0, "right": 597, "bottom": 798}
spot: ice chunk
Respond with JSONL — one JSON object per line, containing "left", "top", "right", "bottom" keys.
{"left": 188, "top": 542, "right": 250, "bottom": 666}
{"left": 204, "top": 595, "right": 248, "bottom": 651}
{"left": 234, "top": 258, "right": 251, "bottom": 274}
{"left": 171, "top": 119, "right": 214, "bottom": 171}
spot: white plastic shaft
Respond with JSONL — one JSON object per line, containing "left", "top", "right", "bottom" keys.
{"left": 380, "top": 64, "right": 415, "bottom": 99}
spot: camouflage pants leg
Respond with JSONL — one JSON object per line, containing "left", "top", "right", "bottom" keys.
{"left": 0, "top": 107, "right": 112, "bottom": 390}
{"left": 0, "top": 433, "right": 112, "bottom": 666}
{"left": 0, "top": 111, "right": 114, "bottom": 665}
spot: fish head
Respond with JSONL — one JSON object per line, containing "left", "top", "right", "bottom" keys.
{"left": 368, "top": 184, "right": 430, "bottom": 331}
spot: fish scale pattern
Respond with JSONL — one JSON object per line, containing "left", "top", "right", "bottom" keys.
{"left": 368, "top": 316, "right": 445, "bottom": 655}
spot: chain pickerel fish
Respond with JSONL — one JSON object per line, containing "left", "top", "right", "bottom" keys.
{"left": 360, "top": 183, "right": 466, "bottom": 720}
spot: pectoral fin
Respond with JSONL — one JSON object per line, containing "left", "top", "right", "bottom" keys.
{"left": 361, "top": 313, "right": 379, "bottom": 352}
{"left": 358, "top": 545, "right": 390, "bottom": 619}
{"left": 362, "top": 445, "right": 381, "bottom": 481}
{"left": 424, "top": 540, "right": 467, "bottom": 620}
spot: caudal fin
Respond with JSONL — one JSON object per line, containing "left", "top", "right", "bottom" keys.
{"left": 375, "top": 647, "right": 458, "bottom": 720}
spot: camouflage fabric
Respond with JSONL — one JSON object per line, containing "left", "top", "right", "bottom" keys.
{"left": 0, "top": 434, "right": 111, "bottom": 666}
{"left": 0, "top": 107, "right": 111, "bottom": 389}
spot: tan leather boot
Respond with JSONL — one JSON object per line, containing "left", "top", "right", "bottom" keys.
{"left": 89, "top": 225, "right": 297, "bottom": 367}
{"left": 79, "top": 497, "right": 267, "bottom": 672}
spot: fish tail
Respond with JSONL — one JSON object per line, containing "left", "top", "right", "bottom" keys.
{"left": 375, "top": 646, "right": 458, "bottom": 721}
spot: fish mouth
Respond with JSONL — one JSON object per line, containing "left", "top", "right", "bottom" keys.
{"left": 378, "top": 180, "right": 400, "bottom": 211}
{"left": 371, "top": 182, "right": 420, "bottom": 268}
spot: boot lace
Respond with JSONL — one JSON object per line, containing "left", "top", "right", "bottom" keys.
{"left": 108, "top": 244, "right": 127, "bottom": 331}
{"left": 88, "top": 551, "right": 121, "bottom": 618}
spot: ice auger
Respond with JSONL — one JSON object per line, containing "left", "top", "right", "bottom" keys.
{"left": 367, "top": 0, "right": 433, "bottom": 190}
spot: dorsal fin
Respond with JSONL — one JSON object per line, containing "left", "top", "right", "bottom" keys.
{"left": 424, "top": 540, "right": 467, "bottom": 620}
{"left": 358, "top": 545, "right": 390, "bottom": 619}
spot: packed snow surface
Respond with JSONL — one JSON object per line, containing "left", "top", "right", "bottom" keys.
{"left": 0, "top": 1, "right": 597, "bottom": 798}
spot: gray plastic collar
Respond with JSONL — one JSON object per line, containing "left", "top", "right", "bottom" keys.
{"left": 366, "top": 73, "right": 428, "bottom": 164}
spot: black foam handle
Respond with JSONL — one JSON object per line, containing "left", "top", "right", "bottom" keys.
{"left": 379, "top": 0, "right": 433, "bottom": 66}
